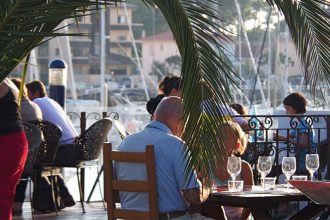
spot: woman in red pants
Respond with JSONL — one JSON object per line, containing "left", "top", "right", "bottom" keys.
{"left": 0, "top": 78, "right": 28, "bottom": 220}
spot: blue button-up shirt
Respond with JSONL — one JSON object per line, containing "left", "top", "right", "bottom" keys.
{"left": 116, "top": 121, "right": 200, "bottom": 213}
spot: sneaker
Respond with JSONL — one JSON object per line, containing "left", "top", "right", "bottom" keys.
{"left": 62, "top": 196, "right": 76, "bottom": 207}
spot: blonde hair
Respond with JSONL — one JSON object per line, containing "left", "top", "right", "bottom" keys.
{"left": 220, "top": 121, "right": 247, "bottom": 155}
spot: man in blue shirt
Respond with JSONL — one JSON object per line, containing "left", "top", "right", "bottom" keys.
{"left": 116, "top": 96, "right": 211, "bottom": 219}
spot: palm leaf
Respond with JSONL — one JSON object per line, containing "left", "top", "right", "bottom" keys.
{"left": 265, "top": 0, "right": 330, "bottom": 91}
{"left": 0, "top": 0, "right": 119, "bottom": 82}
{"left": 143, "top": 0, "right": 241, "bottom": 179}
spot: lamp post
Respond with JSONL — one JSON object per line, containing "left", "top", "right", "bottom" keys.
{"left": 49, "top": 58, "right": 67, "bottom": 109}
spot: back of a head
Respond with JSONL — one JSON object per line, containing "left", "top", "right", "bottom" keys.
{"left": 230, "top": 103, "right": 247, "bottom": 116}
{"left": 283, "top": 92, "right": 307, "bottom": 114}
{"left": 160, "top": 75, "right": 181, "bottom": 96}
{"left": 11, "top": 78, "right": 27, "bottom": 97}
{"left": 220, "top": 121, "right": 247, "bottom": 156}
{"left": 26, "top": 80, "right": 47, "bottom": 98}
{"left": 146, "top": 94, "right": 165, "bottom": 115}
{"left": 153, "top": 96, "right": 182, "bottom": 124}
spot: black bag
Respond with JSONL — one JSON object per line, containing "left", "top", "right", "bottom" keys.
{"left": 32, "top": 176, "right": 65, "bottom": 213}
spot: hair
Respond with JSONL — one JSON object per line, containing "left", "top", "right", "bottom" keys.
{"left": 230, "top": 103, "right": 248, "bottom": 116}
{"left": 159, "top": 75, "right": 181, "bottom": 96}
{"left": 283, "top": 92, "right": 307, "bottom": 114}
{"left": 220, "top": 121, "right": 247, "bottom": 156}
{"left": 146, "top": 94, "right": 165, "bottom": 115}
{"left": 11, "top": 78, "right": 27, "bottom": 98}
{"left": 26, "top": 80, "right": 47, "bottom": 98}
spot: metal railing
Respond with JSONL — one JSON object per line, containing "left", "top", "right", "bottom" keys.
{"left": 235, "top": 114, "right": 330, "bottom": 182}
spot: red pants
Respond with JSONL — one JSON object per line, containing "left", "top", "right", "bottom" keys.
{"left": 0, "top": 131, "right": 28, "bottom": 220}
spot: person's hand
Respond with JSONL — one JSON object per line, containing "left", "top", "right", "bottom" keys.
{"left": 274, "top": 134, "right": 287, "bottom": 141}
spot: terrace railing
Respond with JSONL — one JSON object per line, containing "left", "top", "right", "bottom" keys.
{"left": 234, "top": 114, "right": 330, "bottom": 183}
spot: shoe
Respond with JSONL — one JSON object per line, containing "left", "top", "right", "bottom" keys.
{"left": 12, "top": 209, "right": 22, "bottom": 216}
{"left": 62, "top": 196, "right": 76, "bottom": 207}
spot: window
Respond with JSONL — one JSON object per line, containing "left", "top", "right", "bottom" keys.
{"left": 55, "top": 48, "right": 60, "bottom": 56}
{"left": 118, "top": 35, "right": 127, "bottom": 41}
{"left": 117, "top": 15, "right": 127, "bottom": 24}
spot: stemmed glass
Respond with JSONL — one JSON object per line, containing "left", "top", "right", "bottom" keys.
{"left": 257, "top": 156, "right": 272, "bottom": 189}
{"left": 227, "top": 156, "right": 242, "bottom": 182}
{"left": 282, "top": 157, "right": 296, "bottom": 189}
{"left": 305, "top": 154, "right": 319, "bottom": 181}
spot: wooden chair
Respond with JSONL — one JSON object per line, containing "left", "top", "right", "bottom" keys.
{"left": 103, "top": 143, "right": 159, "bottom": 220}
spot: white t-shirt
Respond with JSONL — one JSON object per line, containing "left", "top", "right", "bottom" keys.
{"left": 33, "top": 97, "right": 78, "bottom": 144}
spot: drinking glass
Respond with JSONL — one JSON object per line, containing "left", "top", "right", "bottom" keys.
{"left": 305, "top": 154, "right": 319, "bottom": 181}
{"left": 282, "top": 157, "right": 296, "bottom": 188}
{"left": 257, "top": 156, "right": 272, "bottom": 188}
{"left": 227, "top": 156, "right": 242, "bottom": 182}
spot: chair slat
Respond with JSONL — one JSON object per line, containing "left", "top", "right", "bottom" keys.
{"left": 112, "top": 180, "right": 149, "bottom": 192}
{"left": 104, "top": 143, "right": 159, "bottom": 220}
{"left": 110, "top": 151, "right": 147, "bottom": 163}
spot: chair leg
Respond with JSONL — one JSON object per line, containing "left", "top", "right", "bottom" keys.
{"left": 28, "top": 177, "right": 34, "bottom": 220}
{"left": 86, "top": 165, "right": 103, "bottom": 202}
{"left": 76, "top": 168, "right": 86, "bottom": 213}
{"left": 50, "top": 169, "right": 58, "bottom": 216}
{"left": 96, "top": 166, "right": 106, "bottom": 210}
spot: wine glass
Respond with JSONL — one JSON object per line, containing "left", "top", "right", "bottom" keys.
{"left": 282, "top": 157, "right": 296, "bottom": 189}
{"left": 227, "top": 156, "right": 242, "bottom": 182}
{"left": 305, "top": 154, "right": 319, "bottom": 181}
{"left": 257, "top": 156, "right": 272, "bottom": 189}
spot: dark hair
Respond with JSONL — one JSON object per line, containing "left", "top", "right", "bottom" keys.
{"left": 11, "top": 78, "right": 27, "bottom": 98}
{"left": 159, "top": 75, "right": 181, "bottom": 96}
{"left": 26, "top": 80, "right": 47, "bottom": 98}
{"left": 283, "top": 92, "right": 307, "bottom": 114}
{"left": 146, "top": 94, "right": 165, "bottom": 115}
{"left": 230, "top": 103, "right": 248, "bottom": 116}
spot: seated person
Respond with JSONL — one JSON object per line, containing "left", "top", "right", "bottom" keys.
{"left": 26, "top": 80, "right": 78, "bottom": 144}
{"left": 11, "top": 78, "right": 43, "bottom": 214}
{"left": 116, "top": 96, "right": 213, "bottom": 219}
{"left": 276, "top": 92, "right": 314, "bottom": 173}
{"left": 204, "top": 121, "right": 253, "bottom": 220}
{"left": 26, "top": 80, "right": 76, "bottom": 208}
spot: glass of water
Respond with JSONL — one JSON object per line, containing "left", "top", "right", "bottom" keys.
{"left": 257, "top": 156, "right": 272, "bottom": 189}
{"left": 305, "top": 154, "right": 319, "bottom": 181}
{"left": 227, "top": 156, "right": 242, "bottom": 182}
{"left": 282, "top": 157, "right": 296, "bottom": 188}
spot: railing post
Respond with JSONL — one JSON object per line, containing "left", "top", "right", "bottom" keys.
{"left": 81, "top": 112, "right": 86, "bottom": 133}
{"left": 327, "top": 116, "right": 330, "bottom": 180}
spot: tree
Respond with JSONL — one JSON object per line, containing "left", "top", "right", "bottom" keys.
{"left": 0, "top": 0, "right": 329, "bottom": 180}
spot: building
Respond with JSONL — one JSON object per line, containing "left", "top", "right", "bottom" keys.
{"left": 140, "top": 31, "right": 180, "bottom": 75}
{"left": 13, "top": 4, "right": 144, "bottom": 93}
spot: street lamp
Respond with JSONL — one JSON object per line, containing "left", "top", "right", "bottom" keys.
{"left": 49, "top": 58, "right": 67, "bottom": 109}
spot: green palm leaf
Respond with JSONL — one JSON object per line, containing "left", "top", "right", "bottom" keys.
{"left": 0, "top": 0, "right": 118, "bottom": 82}
{"left": 144, "top": 0, "right": 240, "bottom": 179}
{"left": 265, "top": 0, "right": 330, "bottom": 90}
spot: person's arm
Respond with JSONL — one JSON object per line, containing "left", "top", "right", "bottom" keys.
{"left": 182, "top": 181, "right": 211, "bottom": 205}
{"left": 276, "top": 133, "right": 309, "bottom": 148}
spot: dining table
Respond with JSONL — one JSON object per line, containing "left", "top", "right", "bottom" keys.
{"left": 207, "top": 185, "right": 328, "bottom": 220}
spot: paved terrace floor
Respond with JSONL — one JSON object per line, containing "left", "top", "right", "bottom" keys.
{"left": 14, "top": 202, "right": 107, "bottom": 220}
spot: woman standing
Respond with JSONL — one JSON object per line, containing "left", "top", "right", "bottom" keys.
{"left": 0, "top": 78, "right": 28, "bottom": 220}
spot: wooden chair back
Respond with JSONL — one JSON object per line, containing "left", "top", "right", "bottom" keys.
{"left": 103, "top": 143, "right": 158, "bottom": 220}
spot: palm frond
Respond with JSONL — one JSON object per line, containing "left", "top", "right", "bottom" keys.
{"left": 0, "top": 0, "right": 118, "bottom": 82}
{"left": 144, "top": 0, "right": 241, "bottom": 179}
{"left": 265, "top": 0, "right": 330, "bottom": 91}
